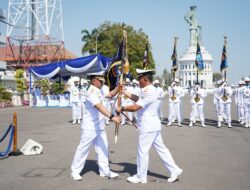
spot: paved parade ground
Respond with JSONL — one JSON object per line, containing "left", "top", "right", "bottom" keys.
{"left": 0, "top": 95, "right": 250, "bottom": 190}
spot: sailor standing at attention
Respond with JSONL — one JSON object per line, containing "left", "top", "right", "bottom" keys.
{"left": 70, "top": 77, "right": 82, "bottom": 124}
{"left": 219, "top": 81, "right": 233, "bottom": 128}
{"left": 117, "top": 69, "right": 182, "bottom": 184}
{"left": 243, "top": 77, "right": 250, "bottom": 128}
{"left": 71, "top": 71, "right": 120, "bottom": 181}
{"left": 234, "top": 80, "right": 246, "bottom": 125}
{"left": 189, "top": 83, "right": 207, "bottom": 128}
{"left": 167, "top": 79, "right": 184, "bottom": 127}
{"left": 213, "top": 80, "right": 223, "bottom": 127}
{"left": 153, "top": 79, "right": 164, "bottom": 120}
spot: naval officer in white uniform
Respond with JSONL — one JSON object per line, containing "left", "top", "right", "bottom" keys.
{"left": 71, "top": 71, "right": 120, "bottom": 181}
{"left": 117, "top": 69, "right": 182, "bottom": 184}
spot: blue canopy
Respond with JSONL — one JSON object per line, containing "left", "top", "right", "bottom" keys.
{"left": 29, "top": 54, "right": 111, "bottom": 79}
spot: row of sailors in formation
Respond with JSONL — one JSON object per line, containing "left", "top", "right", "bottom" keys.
{"left": 167, "top": 76, "right": 250, "bottom": 128}
{"left": 69, "top": 76, "right": 250, "bottom": 128}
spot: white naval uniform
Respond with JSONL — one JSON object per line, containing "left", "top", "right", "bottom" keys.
{"left": 134, "top": 84, "right": 181, "bottom": 180}
{"left": 80, "top": 86, "right": 87, "bottom": 118}
{"left": 190, "top": 87, "right": 207, "bottom": 124}
{"left": 214, "top": 86, "right": 223, "bottom": 123}
{"left": 123, "top": 85, "right": 134, "bottom": 121}
{"left": 130, "top": 85, "right": 140, "bottom": 120}
{"left": 70, "top": 85, "right": 81, "bottom": 121}
{"left": 168, "top": 86, "right": 184, "bottom": 123}
{"left": 71, "top": 85, "right": 111, "bottom": 176}
{"left": 219, "top": 86, "right": 233, "bottom": 125}
{"left": 234, "top": 86, "right": 245, "bottom": 123}
{"left": 155, "top": 86, "right": 164, "bottom": 119}
{"left": 243, "top": 85, "right": 250, "bottom": 127}
{"left": 102, "top": 85, "right": 111, "bottom": 124}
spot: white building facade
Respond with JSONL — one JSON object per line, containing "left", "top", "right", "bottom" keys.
{"left": 179, "top": 46, "right": 213, "bottom": 88}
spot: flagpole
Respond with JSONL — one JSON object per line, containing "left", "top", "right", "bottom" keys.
{"left": 114, "top": 24, "right": 127, "bottom": 144}
{"left": 196, "top": 68, "right": 199, "bottom": 84}
{"left": 196, "top": 36, "right": 199, "bottom": 84}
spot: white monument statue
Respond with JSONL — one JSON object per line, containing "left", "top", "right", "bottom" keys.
{"left": 179, "top": 6, "right": 213, "bottom": 89}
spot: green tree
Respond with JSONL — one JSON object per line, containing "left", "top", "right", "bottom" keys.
{"left": 213, "top": 72, "right": 223, "bottom": 82}
{"left": 14, "top": 69, "right": 27, "bottom": 94}
{"left": 36, "top": 79, "right": 50, "bottom": 95}
{"left": 162, "top": 68, "right": 172, "bottom": 87}
{"left": 81, "top": 21, "right": 155, "bottom": 78}
{"left": 0, "top": 85, "right": 12, "bottom": 102}
{"left": 50, "top": 82, "right": 65, "bottom": 94}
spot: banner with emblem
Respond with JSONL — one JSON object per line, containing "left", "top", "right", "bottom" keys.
{"left": 195, "top": 42, "right": 204, "bottom": 71}
{"left": 171, "top": 37, "right": 178, "bottom": 72}
{"left": 106, "top": 30, "right": 129, "bottom": 90}
{"left": 220, "top": 37, "right": 228, "bottom": 72}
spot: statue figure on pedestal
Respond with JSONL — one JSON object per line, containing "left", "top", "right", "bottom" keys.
{"left": 184, "top": 5, "right": 202, "bottom": 46}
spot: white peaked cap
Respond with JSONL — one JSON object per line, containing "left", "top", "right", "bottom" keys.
{"left": 154, "top": 79, "right": 160, "bottom": 84}
{"left": 71, "top": 76, "right": 80, "bottom": 82}
{"left": 82, "top": 79, "right": 88, "bottom": 84}
{"left": 239, "top": 80, "right": 245, "bottom": 85}
{"left": 136, "top": 69, "right": 155, "bottom": 77}
{"left": 132, "top": 79, "right": 137, "bottom": 83}
{"left": 126, "top": 78, "right": 131, "bottom": 83}
{"left": 175, "top": 78, "right": 180, "bottom": 83}
{"left": 244, "top": 77, "right": 250, "bottom": 81}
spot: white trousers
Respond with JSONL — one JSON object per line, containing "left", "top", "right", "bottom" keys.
{"left": 190, "top": 104, "right": 205, "bottom": 123}
{"left": 220, "top": 103, "right": 231, "bottom": 123}
{"left": 158, "top": 100, "right": 163, "bottom": 118}
{"left": 237, "top": 104, "right": 245, "bottom": 122}
{"left": 71, "top": 130, "right": 110, "bottom": 175}
{"left": 71, "top": 102, "right": 81, "bottom": 120}
{"left": 104, "top": 100, "right": 111, "bottom": 124}
{"left": 244, "top": 104, "right": 250, "bottom": 124}
{"left": 81, "top": 102, "right": 86, "bottom": 114}
{"left": 136, "top": 131, "right": 181, "bottom": 180}
{"left": 215, "top": 102, "right": 223, "bottom": 122}
{"left": 168, "top": 102, "right": 181, "bottom": 122}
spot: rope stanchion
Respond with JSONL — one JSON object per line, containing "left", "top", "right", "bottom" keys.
{"left": 0, "top": 124, "right": 13, "bottom": 143}
{"left": 0, "top": 124, "right": 14, "bottom": 157}
{"left": 9, "top": 112, "right": 22, "bottom": 156}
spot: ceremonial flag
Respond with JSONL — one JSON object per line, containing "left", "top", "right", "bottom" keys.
{"left": 220, "top": 41, "right": 228, "bottom": 72}
{"left": 195, "top": 42, "right": 204, "bottom": 71}
{"left": 171, "top": 41, "right": 178, "bottom": 72}
{"left": 143, "top": 43, "right": 149, "bottom": 69}
{"left": 106, "top": 36, "right": 129, "bottom": 90}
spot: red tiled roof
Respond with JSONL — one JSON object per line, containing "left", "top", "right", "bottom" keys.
{"left": 0, "top": 45, "right": 77, "bottom": 66}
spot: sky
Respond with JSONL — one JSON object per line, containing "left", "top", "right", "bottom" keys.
{"left": 1, "top": 0, "right": 250, "bottom": 84}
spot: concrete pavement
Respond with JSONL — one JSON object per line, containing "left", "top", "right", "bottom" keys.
{"left": 0, "top": 95, "right": 249, "bottom": 190}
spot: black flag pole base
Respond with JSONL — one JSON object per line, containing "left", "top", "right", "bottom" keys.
{"left": 9, "top": 149, "right": 22, "bottom": 156}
